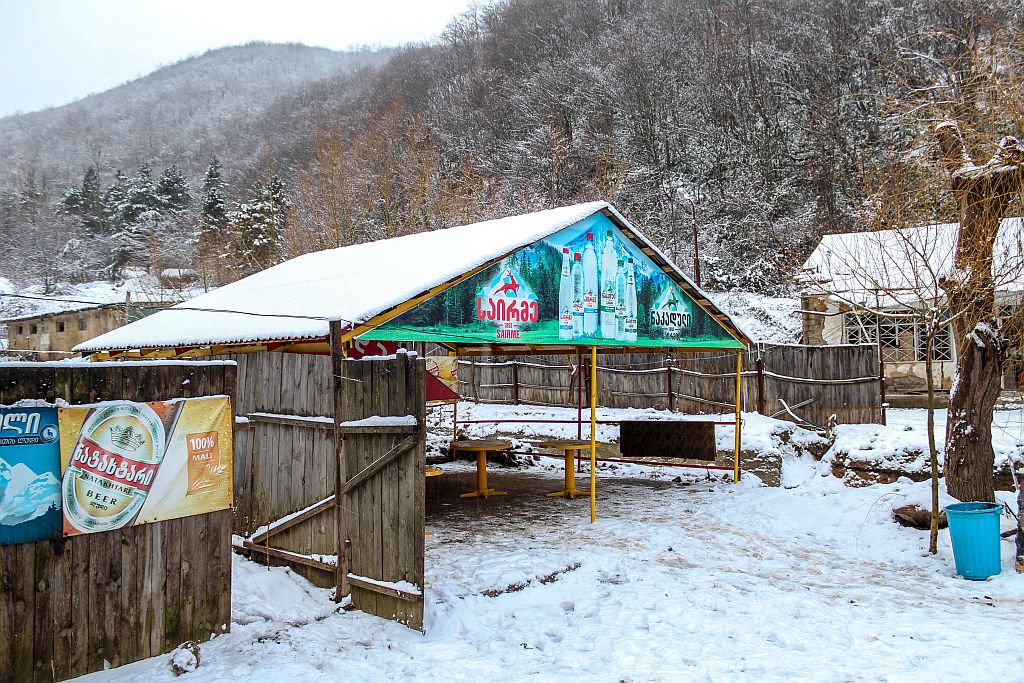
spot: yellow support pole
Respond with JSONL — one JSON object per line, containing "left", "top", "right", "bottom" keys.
{"left": 733, "top": 350, "right": 742, "bottom": 483}
{"left": 590, "top": 346, "right": 597, "bottom": 523}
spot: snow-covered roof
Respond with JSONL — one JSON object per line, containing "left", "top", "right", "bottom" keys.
{"left": 799, "top": 218, "right": 1024, "bottom": 302}
{"left": 76, "top": 202, "right": 749, "bottom": 353}
{"left": 0, "top": 270, "right": 202, "bottom": 323}
{"left": 712, "top": 291, "right": 801, "bottom": 344}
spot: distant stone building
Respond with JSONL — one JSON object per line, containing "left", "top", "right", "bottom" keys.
{"left": 3, "top": 303, "right": 167, "bottom": 357}
{"left": 799, "top": 218, "right": 1023, "bottom": 394}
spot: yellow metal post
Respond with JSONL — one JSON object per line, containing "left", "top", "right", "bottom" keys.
{"left": 590, "top": 346, "right": 597, "bottom": 523}
{"left": 734, "top": 350, "right": 742, "bottom": 483}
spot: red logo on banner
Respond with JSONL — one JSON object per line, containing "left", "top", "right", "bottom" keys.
{"left": 347, "top": 340, "right": 400, "bottom": 359}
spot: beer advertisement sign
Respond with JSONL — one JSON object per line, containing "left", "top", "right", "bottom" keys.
{"left": 360, "top": 212, "right": 744, "bottom": 349}
{"left": 0, "top": 408, "right": 62, "bottom": 546}
{"left": 59, "top": 396, "right": 232, "bottom": 536}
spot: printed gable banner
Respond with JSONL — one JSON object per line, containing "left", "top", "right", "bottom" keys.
{"left": 360, "top": 212, "right": 743, "bottom": 349}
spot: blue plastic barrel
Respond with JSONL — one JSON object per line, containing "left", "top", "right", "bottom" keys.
{"left": 944, "top": 502, "right": 1002, "bottom": 580}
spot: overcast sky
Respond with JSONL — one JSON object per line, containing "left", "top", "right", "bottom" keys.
{"left": 0, "top": 0, "right": 471, "bottom": 118}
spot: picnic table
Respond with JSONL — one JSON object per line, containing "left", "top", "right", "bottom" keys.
{"left": 453, "top": 439, "right": 512, "bottom": 499}
{"left": 535, "top": 439, "right": 592, "bottom": 499}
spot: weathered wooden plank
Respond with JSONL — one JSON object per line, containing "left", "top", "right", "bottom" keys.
{"left": 364, "top": 360, "right": 386, "bottom": 618}
{"left": 346, "top": 574, "right": 423, "bottom": 603}
{"left": 198, "top": 513, "right": 215, "bottom": 641}
{"left": 403, "top": 357, "right": 426, "bottom": 629}
{"left": 347, "top": 360, "right": 373, "bottom": 611}
{"left": 245, "top": 413, "right": 333, "bottom": 429}
{"left": 144, "top": 521, "right": 165, "bottom": 658}
{"left": 311, "top": 430, "right": 333, "bottom": 554}
{"left": 86, "top": 534, "right": 107, "bottom": 672}
{"left": 100, "top": 529, "right": 123, "bottom": 669}
{"left": 117, "top": 525, "right": 140, "bottom": 668}
{"left": 291, "top": 422, "right": 307, "bottom": 528}
{"left": 180, "top": 515, "right": 199, "bottom": 643}
{"left": 162, "top": 516, "right": 182, "bottom": 654}
{"left": 32, "top": 538, "right": 58, "bottom": 682}
{"left": 378, "top": 355, "right": 403, "bottom": 625}
{"left": 211, "top": 509, "right": 233, "bottom": 637}
{"left": 67, "top": 535, "right": 89, "bottom": 677}
{"left": 240, "top": 541, "right": 335, "bottom": 573}
{"left": 50, "top": 538, "right": 74, "bottom": 682}
{"left": 13, "top": 542, "right": 35, "bottom": 682}
{"left": 0, "top": 542, "right": 16, "bottom": 682}
{"left": 336, "top": 423, "right": 417, "bottom": 434}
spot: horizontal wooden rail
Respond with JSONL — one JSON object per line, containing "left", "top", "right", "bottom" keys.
{"left": 337, "top": 423, "right": 418, "bottom": 434}
{"left": 346, "top": 574, "right": 423, "bottom": 602}
{"left": 247, "top": 412, "right": 333, "bottom": 429}
{"left": 248, "top": 495, "right": 336, "bottom": 545}
{"left": 237, "top": 541, "right": 336, "bottom": 573}
{"left": 339, "top": 435, "right": 418, "bottom": 494}
{"left": 760, "top": 370, "right": 879, "bottom": 384}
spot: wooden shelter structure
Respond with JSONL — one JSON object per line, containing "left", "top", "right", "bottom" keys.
{"left": 74, "top": 202, "right": 752, "bottom": 628}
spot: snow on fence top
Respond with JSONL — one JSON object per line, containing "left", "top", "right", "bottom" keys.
{"left": 75, "top": 202, "right": 746, "bottom": 353}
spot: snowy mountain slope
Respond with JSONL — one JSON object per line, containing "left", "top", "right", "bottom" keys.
{"left": 0, "top": 42, "right": 388, "bottom": 189}
{"left": 0, "top": 470, "right": 60, "bottom": 526}
{"left": 0, "top": 456, "right": 39, "bottom": 499}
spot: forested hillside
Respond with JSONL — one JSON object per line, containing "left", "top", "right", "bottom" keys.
{"left": 2, "top": 0, "right": 1021, "bottom": 302}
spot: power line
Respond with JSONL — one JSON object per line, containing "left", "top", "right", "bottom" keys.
{"left": 0, "top": 292, "right": 351, "bottom": 324}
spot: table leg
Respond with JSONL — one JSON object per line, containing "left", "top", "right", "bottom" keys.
{"left": 547, "top": 448, "right": 590, "bottom": 498}
{"left": 460, "top": 450, "right": 508, "bottom": 498}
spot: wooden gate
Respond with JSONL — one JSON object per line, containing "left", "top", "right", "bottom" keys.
{"left": 335, "top": 352, "right": 425, "bottom": 630}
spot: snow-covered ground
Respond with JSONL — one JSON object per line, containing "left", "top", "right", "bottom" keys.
{"left": 829, "top": 408, "right": 1024, "bottom": 472}
{"left": 76, "top": 405, "right": 1024, "bottom": 683}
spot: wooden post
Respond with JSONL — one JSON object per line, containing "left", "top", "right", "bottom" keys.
{"left": 329, "top": 319, "right": 350, "bottom": 599}
{"left": 878, "top": 338, "right": 887, "bottom": 426}
{"left": 511, "top": 360, "right": 520, "bottom": 405}
{"left": 755, "top": 352, "right": 766, "bottom": 416}
{"left": 666, "top": 358, "right": 674, "bottom": 412}
{"left": 469, "top": 358, "right": 478, "bottom": 403}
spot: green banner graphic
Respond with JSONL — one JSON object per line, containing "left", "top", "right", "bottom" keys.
{"left": 363, "top": 213, "right": 743, "bottom": 349}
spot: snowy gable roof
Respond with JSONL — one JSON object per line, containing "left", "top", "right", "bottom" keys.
{"left": 800, "top": 217, "right": 1024, "bottom": 300}
{"left": 76, "top": 202, "right": 748, "bottom": 353}
{"left": 1, "top": 270, "right": 196, "bottom": 324}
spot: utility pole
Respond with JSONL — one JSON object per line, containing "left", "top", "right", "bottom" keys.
{"left": 679, "top": 186, "right": 702, "bottom": 287}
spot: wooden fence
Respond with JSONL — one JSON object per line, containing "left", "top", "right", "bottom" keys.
{"left": 229, "top": 352, "right": 338, "bottom": 587}
{"left": 0, "top": 361, "right": 235, "bottom": 683}
{"left": 337, "top": 354, "right": 425, "bottom": 629}
{"left": 457, "top": 343, "right": 883, "bottom": 427}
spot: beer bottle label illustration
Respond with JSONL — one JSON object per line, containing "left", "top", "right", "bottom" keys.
{"left": 62, "top": 401, "right": 171, "bottom": 534}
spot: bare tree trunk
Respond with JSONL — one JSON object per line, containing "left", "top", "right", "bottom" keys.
{"left": 935, "top": 125, "right": 1022, "bottom": 504}
{"left": 944, "top": 321, "right": 1002, "bottom": 502}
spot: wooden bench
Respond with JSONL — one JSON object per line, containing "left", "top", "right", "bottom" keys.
{"left": 618, "top": 420, "right": 716, "bottom": 461}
